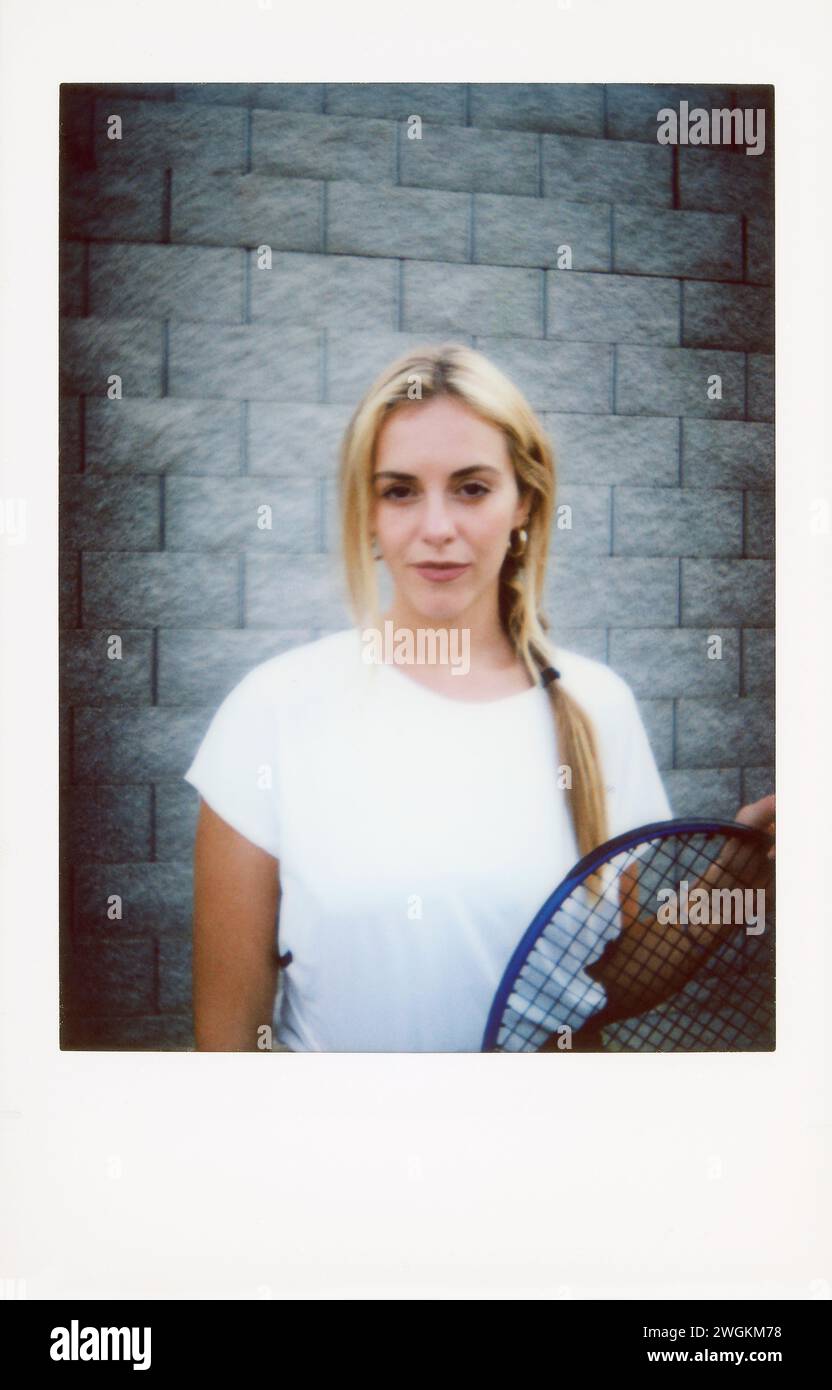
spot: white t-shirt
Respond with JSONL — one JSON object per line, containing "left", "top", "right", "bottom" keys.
{"left": 183, "top": 627, "right": 672, "bottom": 1052}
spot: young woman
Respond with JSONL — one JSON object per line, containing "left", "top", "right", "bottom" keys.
{"left": 185, "top": 343, "right": 775, "bottom": 1052}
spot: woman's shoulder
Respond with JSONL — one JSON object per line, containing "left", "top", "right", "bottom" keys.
{"left": 222, "top": 627, "right": 361, "bottom": 712}
{"left": 553, "top": 645, "right": 638, "bottom": 722}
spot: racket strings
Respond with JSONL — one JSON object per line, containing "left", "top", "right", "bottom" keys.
{"left": 604, "top": 922, "right": 773, "bottom": 1052}
{"left": 493, "top": 828, "right": 773, "bottom": 1052}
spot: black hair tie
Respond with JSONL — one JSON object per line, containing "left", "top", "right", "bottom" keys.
{"left": 540, "top": 666, "right": 561, "bottom": 688}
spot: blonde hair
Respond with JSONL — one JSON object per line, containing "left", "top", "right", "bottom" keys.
{"left": 338, "top": 341, "right": 609, "bottom": 860}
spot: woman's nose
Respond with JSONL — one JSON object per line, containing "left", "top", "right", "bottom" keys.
{"left": 421, "top": 493, "right": 455, "bottom": 542}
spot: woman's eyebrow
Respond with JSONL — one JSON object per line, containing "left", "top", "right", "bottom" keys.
{"left": 373, "top": 464, "right": 502, "bottom": 481}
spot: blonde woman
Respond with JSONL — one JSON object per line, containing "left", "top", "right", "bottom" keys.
{"left": 185, "top": 343, "right": 775, "bottom": 1052}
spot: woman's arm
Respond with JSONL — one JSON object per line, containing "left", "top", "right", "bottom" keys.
{"left": 191, "top": 798, "right": 282, "bottom": 1051}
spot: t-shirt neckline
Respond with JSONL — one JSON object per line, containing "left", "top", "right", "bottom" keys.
{"left": 374, "top": 651, "right": 544, "bottom": 711}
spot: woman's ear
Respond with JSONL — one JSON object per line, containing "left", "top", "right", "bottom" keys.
{"left": 514, "top": 496, "right": 532, "bottom": 530}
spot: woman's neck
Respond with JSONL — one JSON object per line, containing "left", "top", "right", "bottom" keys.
{"left": 379, "top": 602, "right": 526, "bottom": 694}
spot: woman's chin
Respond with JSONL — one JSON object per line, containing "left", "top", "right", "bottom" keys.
{"left": 401, "top": 584, "right": 470, "bottom": 624}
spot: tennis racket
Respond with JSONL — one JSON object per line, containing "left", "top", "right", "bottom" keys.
{"left": 482, "top": 818, "right": 775, "bottom": 1053}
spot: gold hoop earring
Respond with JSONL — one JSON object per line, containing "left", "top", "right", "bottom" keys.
{"left": 506, "top": 527, "right": 528, "bottom": 560}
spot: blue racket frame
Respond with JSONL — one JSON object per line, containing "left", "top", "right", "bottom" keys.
{"left": 480, "top": 816, "right": 773, "bottom": 1052}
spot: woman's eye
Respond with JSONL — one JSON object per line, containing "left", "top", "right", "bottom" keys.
{"left": 379, "top": 481, "right": 490, "bottom": 501}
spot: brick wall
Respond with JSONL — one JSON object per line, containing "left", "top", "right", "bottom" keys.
{"left": 59, "top": 82, "right": 775, "bottom": 1049}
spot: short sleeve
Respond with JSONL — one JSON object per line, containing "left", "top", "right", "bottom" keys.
{"left": 183, "top": 669, "right": 282, "bottom": 858}
{"left": 605, "top": 684, "right": 673, "bottom": 838}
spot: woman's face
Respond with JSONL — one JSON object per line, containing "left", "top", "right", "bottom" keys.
{"left": 371, "top": 395, "right": 530, "bottom": 625}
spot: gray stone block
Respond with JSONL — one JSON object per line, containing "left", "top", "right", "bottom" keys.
{"left": 66, "top": 937, "right": 157, "bottom": 1016}
{"left": 745, "top": 491, "right": 774, "bottom": 558}
{"left": 471, "top": 84, "right": 604, "bottom": 136}
{"left": 324, "top": 329, "right": 466, "bottom": 404}
{"left": 74, "top": 706, "right": 214, "bottom": 782}
{"left": 61, "top": 170, "right": 164, "bottom": 242}
{"left": 176, "top": 83, "right": 324, "bottom": 111}
{"left": 60, "top": 399, "right": 82, "bottom": 472}
{"left": 88, "top": 244, "right": 245, "bottom": 324}
{"left": 614, "top": 205, "right": 742, "bottom": 280}
{"left": 60, "top": 318, "right": 163, "bottom": 397}
{"left": 92, "top": 96, "right": 246, "bottom": 173}
{"left": 250, "top": 251, "right": 397, "bottom": 330}
{"left": 474, "top": 192, "right": 611, "bottom": 271}
{"left": 84, "top": 399, "right": 242, "bottom": 475}
{"left": 248, "top": 402, "right": 353, "bottom": 477}
{"left": 681, "top": 559, "right": 774, "bottom": 625}
{"left": 62, "top": 1013, "right": 195, "bottom": 1050}
{"left": 321, "top": 475, "right": 339, "bottom": 553}
{"left": 60, "top": 88, "right": 95, "bottom": 170}
{"left": 171, "top": 171, "right": 323, "bottom": 250}
{"left": 742, "top": 628, "right": 775, "bottom": 696}
{"left": 75, "top": 861, "right": 191, "bottom": 934}
{"left": 544, "top": 556, "right": 678, "bottom": 626}
{"left": 548, "top": 484, "right": 612, "bottom": 555}
{"left": 156, "top": 781, "right": 200, "bottom": 861}
{"left": 399, "top": 123, "right": 539, "bottom": 196}
{"left": 245, "top": 554, "right": 352, "bottom": 627}
{"left": 615, "top": 346, "right": 745, "bottom": 418}
{"left": 544, "top": 414, "right": 679, "bottom": 487}
{"left": 609, "top": 627, "right": 740, "bottom": 696}
{"left": 473, "top": 337, "right": 611, "bottom": 412}
{"left": 741, "top": 767, "right": 775, "bottom": 803}
{"left": 327, "top": 181, "right": 470, "bottom": 261}
{"left": 67, "top": 82, "right": 176, "bottom": 102}
{"left": 605, "top": 85, "right": 736, "bottom": 143}
{"left": 164, "top": 477, "right": 318, "bottom": 551}
{"left": 683, "top": 282, "right": 773, "bottom": 352}
{"left": 613, "top": 486, "right": 742, "bottom": 557}
{"left": 157, "top": 628, "right": 312, "bottom": 704}
{"left": 81, "top": 553, "right": 239, "bottom": 626}
{"left": 663, "top": 768, "right": 742, "bottom": 819}
{"left": 746, "top": 214, "right": 773, "bottom": 285}
{"left": 676, "top": 697, "right": 774, "bottom": 766}
{"left": 681, "top": 420, "right": 773, "bottom": 489}
{"left": 60, "top": 477, "right": 160, "bottom": 550}
{"left": 251, "top": 111, "right": 395, "bottom": 183}
{"left": 547, "top": 271, "right": 679, "bottom": 345}
{"left": 747, "top": 355, "right": 774, "bottom": 422}
{"left": 326, "top": 82, "right": 466, "bottom": 124}
{"left": 61, "top": 629, "right": 154, "bottom": 703}
{"left": 552, "top": 628, "right": 607, "bottom": 662}
{"left": 679, "top": 147, "right": 773, "bottom": 216}
{"left": 60, "top": 552, "right": 80, "bottom": 628}
{"left": 62, "top": 784, "right": 152, "bottom": 862}
{"left": 542, "top": 132, "right": 672, "bottom": 207}
{"left": 60, "top": 242, "right": 85, "bottom": 316}
{"left": 158, "top": 937, "right": 192, "bottom": 1012}
{"left": 402, "top": 261, "right": 543, "bottom": 337}
{"left": 168, "top": 323, "right": 322, "bottom": 402}
{"left": 633, "top": 697, "right": 674, "bottom": 769}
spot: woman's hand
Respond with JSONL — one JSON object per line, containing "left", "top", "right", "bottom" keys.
{"left": 735, "top": 792, "right": 776, "bottom": 861}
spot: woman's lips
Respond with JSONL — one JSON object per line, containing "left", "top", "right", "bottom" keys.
{"left": 412, "top": 563, "right": 471, "bottom": 583}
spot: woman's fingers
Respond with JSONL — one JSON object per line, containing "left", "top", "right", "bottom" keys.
{"left": 735, "top": 793, "right": 775, "bottom": 861}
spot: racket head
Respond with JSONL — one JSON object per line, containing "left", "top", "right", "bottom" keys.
{"left": 482, "top": 817, "right": 774, "bottom": 1053}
